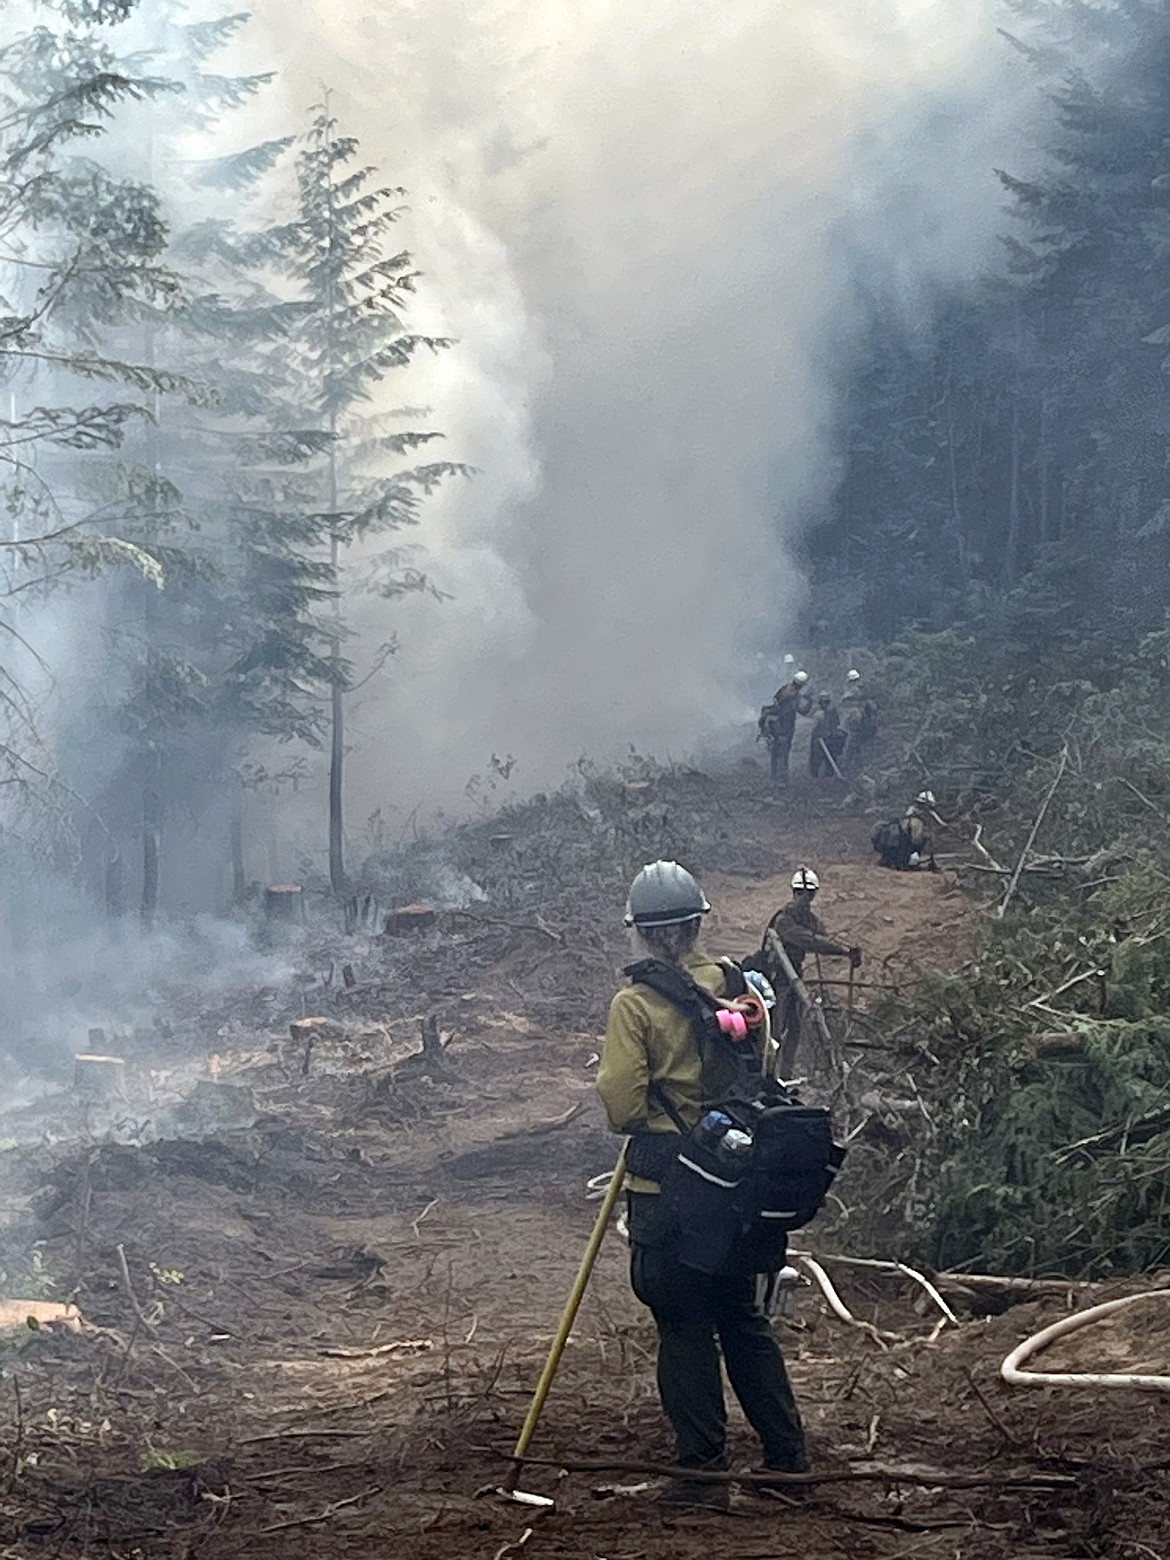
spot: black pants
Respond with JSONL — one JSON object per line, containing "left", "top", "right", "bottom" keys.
{"left": 627, "top": 1193, "right": 806, "bottom": 1470}
{"left": 768, "top": 730, "right": 793, "bottom": 789}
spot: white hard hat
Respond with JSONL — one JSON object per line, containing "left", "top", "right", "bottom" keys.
{"left": 783, "top": 653, "right": 795, "bottom": 666}
{"left": 792, "top": 670, "right": 809, "bottom": 686}
{"left": 791, "top": 866, "right": 820, "bottom": 892}
{"left": 916, "top": 789, "right": 936, "bottom": 806}
{"left": 846, "top": 668, "right": 861, "bottom": 682}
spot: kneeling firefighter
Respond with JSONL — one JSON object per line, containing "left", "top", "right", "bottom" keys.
{"left": 596, "top": 861, "right": 843, "bottom": 1510}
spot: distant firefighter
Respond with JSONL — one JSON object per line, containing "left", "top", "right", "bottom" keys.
{"left": 808, "top": 693, "right": 844, "bottom": 778}
{"left": 842, "top": 698, "right": 880, "bottom": 776}
{"left": 872, "top": 791, "right": 939, "bottom": 871}
{"left": 743, "top": 867, "right": 860, "bottom": 1077}
{"left": 758, "top": 670, "right": 811, "bottom": 791}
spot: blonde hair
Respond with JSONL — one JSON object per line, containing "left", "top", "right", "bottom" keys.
{"left": 631, "top": 918, "right": 702, "bottom": 967}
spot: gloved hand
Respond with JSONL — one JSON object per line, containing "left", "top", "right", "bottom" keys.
{"left": 849, "top": 946, "right": 863, "bottom": 970}
{"left": 742, "top": 969, "right": 777, "bottom": 1009}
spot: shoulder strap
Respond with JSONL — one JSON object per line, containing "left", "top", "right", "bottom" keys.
{"left": 625, "top": 958, "right": 765, "bottom": 1109}
{"left": 716, "top": 957, "right": 748, "bottom": 998}
{"left": 623, "top": 958, "right": 718, "bottom": 1022}
{"left": 647, "top": 1079, "right": 690, "bottom": 1134}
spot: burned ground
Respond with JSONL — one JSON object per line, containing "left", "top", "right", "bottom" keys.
{"left": 1, "top": 764, "right": 1168, "bottom": 1560}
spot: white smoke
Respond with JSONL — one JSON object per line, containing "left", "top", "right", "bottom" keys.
{"left": 245, "top": 0, "right": 1039, "bottom": 836}
{"left": 3, "top": 0, "right": 1045, "bottom": 900}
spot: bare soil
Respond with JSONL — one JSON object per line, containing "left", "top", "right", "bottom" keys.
{"left": 1, "top": 764, "right": 1167, "bottom": 1559}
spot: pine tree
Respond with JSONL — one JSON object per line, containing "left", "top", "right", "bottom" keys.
{"left": 0, "top": 0, "right": 182, "bottom": 865}
{"left": 81, "top": 5, "right": 341, "bottom": 919}
{"left": 112, "top": 4, "right": 333, "bottom": 913}
{"left": 276, "top": 105, "right": 467, "bottom": 895}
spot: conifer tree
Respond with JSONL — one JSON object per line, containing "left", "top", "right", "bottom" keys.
{"left": 0, "top": 0, "right": 181, "bottom": 867}
{"left": 277, "top": 105, "right": 467, "bottom": 894}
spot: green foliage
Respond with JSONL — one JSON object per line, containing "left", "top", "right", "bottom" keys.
{"left": 139, "top": 1448, "right": 200, "bottom": 1472}
{"left": 0, "top": 1245, "right": 57, "bottom": 1300}
{"left": 845, "top": 624, "right": 1170, "bottom": 1277}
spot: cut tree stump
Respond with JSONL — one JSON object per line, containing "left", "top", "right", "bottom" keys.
{"left": 264, "top": 884, "right": 303, "bottom": 923}
{"left": 74, "top": 1054, "right": 126, "bottom": 1102}
{"left": 383, "top": 904, "right": 437, "bottom": 937}
{"left": 289, "top": 1016, "right": 342, "bottom": 1077}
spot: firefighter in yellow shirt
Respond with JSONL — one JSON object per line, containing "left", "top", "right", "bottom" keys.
{"left": 596, "top": 861, "right": 807, "bottom": 1511}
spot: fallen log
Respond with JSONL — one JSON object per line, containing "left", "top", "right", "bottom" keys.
{"left": 383, "top": 904, "right": 437, "bottom": 937}
{"left": 498, "top": 1103, "right": 583, "bottom": 1141}
{"left": 1024, "top": 1032, "right": 1085, "bottom": 1058}
{"left": 493, "top": 1453, "right": 1076, "bottom": 1491}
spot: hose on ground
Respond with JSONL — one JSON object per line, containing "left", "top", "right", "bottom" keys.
{"left": 1001, "top": 1290, "right": 1170, "bottom": 1392}
{"left": 797, "top": 1255, "right": 901, "bottom": 1349}
{"left": 791, "top": 1248, "right": 959, "bottom": 1326}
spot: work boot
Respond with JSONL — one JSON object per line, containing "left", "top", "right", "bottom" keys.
{"left": 749, "top": 1449, "right": 811, "bottom": 1500}
{"left": 764, "top": 1450, "right": 810, "bottom": 1475}
{"left": 656, "top": 1476, "right": 730, "bottom": 1513}
{"left": 657, "top": 1456, "right": 730, "bottom": 1513}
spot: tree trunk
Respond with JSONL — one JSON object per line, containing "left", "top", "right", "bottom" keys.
{"left": 1036, "top": 388, "right": 1048, "bottom": 546}
{"left": 1004, "top": 308, "right": 1025, "bottom": 586}
{"left": 328, "top": 527, "right": 345, "bottom": 896}
{"left": 141, "top": 757, "right": 160, "bottom": 928}
{"left": 1005, "top": 392, "right": 1022, "bottom": 586}
{"left": 945, "top": 348, "right": 967, "bottom": 581}
{"left": 324, "top": 114, "right": 347, "bottom": 900}
{"left": 105, "top": 849, "right": 125, "bottom": 919}
{"left": 230, "top": 778, "right": 246, "bottom": 905}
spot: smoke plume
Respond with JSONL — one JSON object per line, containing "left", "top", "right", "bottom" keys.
{"left": 252, "top": 0, "right": 1038, "bottom": 831}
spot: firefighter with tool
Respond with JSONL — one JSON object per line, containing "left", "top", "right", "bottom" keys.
{"left": 746, "top": 867, "right": 860, "bottom": 1077}
{"left": 596, "top": 861, "right": 816, "bottom": 1511}
{"left": 757, "top": 670, "right": 811, "bottom": 791}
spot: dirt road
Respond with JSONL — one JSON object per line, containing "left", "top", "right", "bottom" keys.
{"left": 1, "top": 767, "right": 1166, "bottom": 1559}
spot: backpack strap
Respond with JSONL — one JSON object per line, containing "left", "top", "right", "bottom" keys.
{"left": 624, "top": 958, "right": 764, "bottom": 1106}
{"left": 716, "top": 957, "right": 748, "bottom": 998}
{"left": 648, "top": 1079, "right": 690, "bottom": 1134}
{"left": 623, "top": 958, "right": 719, "bottom": 1037}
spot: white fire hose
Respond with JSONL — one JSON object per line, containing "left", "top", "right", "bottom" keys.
{"left": 1000, "top": 1290, "right": 1170, "bottom": 1392}
{"left": 583, "top": 1162, "right": 1170, "bottom": 1390}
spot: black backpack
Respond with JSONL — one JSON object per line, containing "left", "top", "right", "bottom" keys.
{"left": 622, "top": 959, "right": 845, "bottom": 1274}
{"left": 872, "top": 817, "right": 911, "bottom": 867}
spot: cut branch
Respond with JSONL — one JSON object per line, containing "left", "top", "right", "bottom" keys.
{"left": 996, "top": 745, "right": 1068, "bottom": 919}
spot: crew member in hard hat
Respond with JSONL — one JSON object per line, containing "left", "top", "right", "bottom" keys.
{"left": 872, "top": 792, "right": 939, "bottom": 871}
{"left": 596, "top": 861, "right": 808, "bottom": 1510}
{"left": 808, "top": 693, "right": 844, "bottom": 778}
{"left": 745, "top": 868, "right": 860, "bottom": 1076}
{"left": 842, "top": 698, "right": 879, "bottom": 776}
{"left": 757, "top": 670, "right": 811, "bottom": 792}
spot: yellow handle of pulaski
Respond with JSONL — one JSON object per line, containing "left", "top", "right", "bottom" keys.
{"left": 502, "top": 1140, "right": 629, "bottom": 1491}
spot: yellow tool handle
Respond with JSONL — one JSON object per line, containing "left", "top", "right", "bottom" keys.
{"left": 503, "top": 1141, "right": 629, "bottom": 1488}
